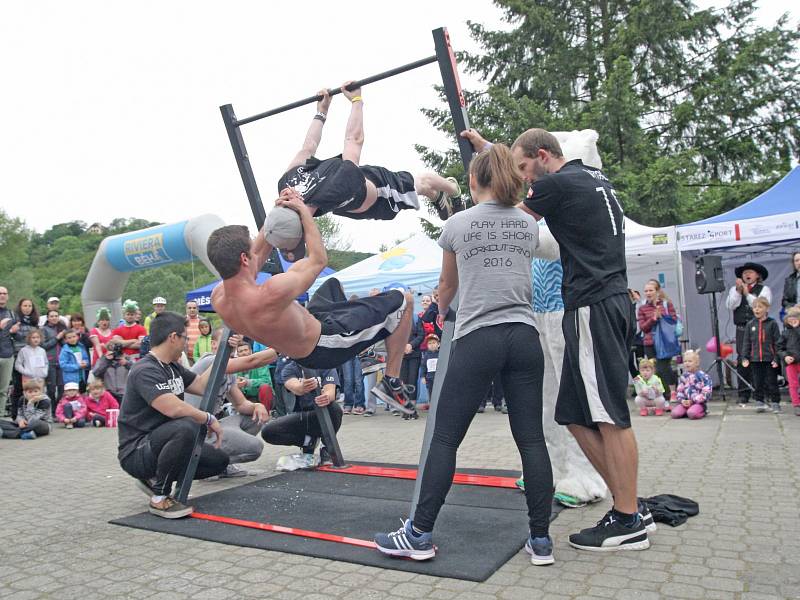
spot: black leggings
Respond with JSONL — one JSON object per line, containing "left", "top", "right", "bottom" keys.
{"left": 120, "top": 417, "right": 229, "bottom": 496}
{"left": 412, "top": 323, "right": 552, "bottom": 537}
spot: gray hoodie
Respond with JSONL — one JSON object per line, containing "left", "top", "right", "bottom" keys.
{"left": 14, "top": 346, "right": 49, "bottom": 379}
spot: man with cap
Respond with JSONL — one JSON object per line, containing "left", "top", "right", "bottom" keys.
{"left": 725, "top": 262, "right": 771, "bottom": 406}
{"left": 38, "top": 297, "right": 70, "bottom": 327}
{"left": 206, "top": 189, "right": 418, "bottom": 415}
{"left": 144, "top": 297, "right": 167, "bottom": 334}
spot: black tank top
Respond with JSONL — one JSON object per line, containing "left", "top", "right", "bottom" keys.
{"left": 278, "top": 156, "right": 366, "bottom": 216}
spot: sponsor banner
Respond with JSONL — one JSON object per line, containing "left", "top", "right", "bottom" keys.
{"left": 677, "top": 212, "right": 800, "bottom": 251}
{"left": 105, "top": 221, "right": 192, "bottom": 272}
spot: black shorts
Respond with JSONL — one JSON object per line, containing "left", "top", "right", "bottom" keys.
{"left": 335, "top": 165, "right": 418, "bottom": 221}
{"left": 295, "top": 278, "right": 406, "bottom": 369}
{"left": 555, "top": 293, "right": 634, "bottom": 429}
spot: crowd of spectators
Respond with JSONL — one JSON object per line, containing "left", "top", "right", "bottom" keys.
{"left": 5, "top": 249, "right": 797, "bottom": 443}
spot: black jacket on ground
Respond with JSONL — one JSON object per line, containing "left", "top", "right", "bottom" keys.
{"left": 741, "top": 317, "right": 781, "bottom": 363}
{"left": 777, "top": 324, "right": 800, "bottom": 363}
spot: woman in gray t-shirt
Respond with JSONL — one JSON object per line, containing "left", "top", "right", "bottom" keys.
{"left": 375, "top": 145, "right": 554, "bottom": 566}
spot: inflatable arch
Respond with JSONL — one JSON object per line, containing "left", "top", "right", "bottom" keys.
{"left": 81, "top": 214, "right": 225, "bottom": 324}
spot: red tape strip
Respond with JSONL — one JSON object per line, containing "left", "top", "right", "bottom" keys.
{"left": 191, "top": 512, "right": 377, "bottom": 549}
{"left": 317, "top": 464, "right": 518, "bottom": 489}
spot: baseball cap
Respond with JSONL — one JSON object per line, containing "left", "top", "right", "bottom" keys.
{"left": 64, "top": 382, "right": 79, "bottom": 391}
{"left": 152, "top": 296, "right": 167, "bottom": 305}
{"left": 264, "top": 207, "right": 306, "bottom": 261}
{"left": 47, "top": 296, "right": 60, "bottom": 303}
{"left": 424, "top": 333, "right": 440, "bottom": 343}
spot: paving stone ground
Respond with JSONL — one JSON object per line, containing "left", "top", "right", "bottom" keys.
{"left": 2, "top": 398, "right": 799, "bottom": 599}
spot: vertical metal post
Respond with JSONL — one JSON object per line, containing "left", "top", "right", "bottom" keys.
{"left": 410, "top": 27, "right": 472, "bottom": 517}
{"left": 220, "top": 104, "right": 267, "bottom": 228}
{"left": 432, "top": 27, "right": 474, "bottom": 176}
{"left": 709, "top": 293, "right": 726, "bottom": 402}
{"left": 175, "top": 328, "right": 234, "bottom": 503}
{"left": 301, "top": 367, "right": 346, "bottom": 468}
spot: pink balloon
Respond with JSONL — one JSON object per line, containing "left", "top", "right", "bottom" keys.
{"left": 705, "top": 337, "right": 719, "bottom": 353}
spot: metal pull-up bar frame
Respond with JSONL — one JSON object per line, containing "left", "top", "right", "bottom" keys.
{"left": 199, "top": 27, "right": 474, "bottom": 509}
{"left": 236, "top": 55, "right": 438, "bottom": 126}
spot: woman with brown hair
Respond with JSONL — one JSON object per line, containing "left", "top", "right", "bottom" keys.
{"left": 375, "top": 144, "right": 554, "bottom": 566}
{"left": 637, "top": 279, "right": 679, "bottom": 402}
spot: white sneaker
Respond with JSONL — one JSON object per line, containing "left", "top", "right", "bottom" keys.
{"left": 221, "top": 463, "right": 248, "bottom": 478}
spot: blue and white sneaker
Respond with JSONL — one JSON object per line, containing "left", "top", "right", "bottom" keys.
{"left": 524, "top": 535, "right": 555, "bottom": 566}
{"left": 374, "top": 519, "right": 435, "bottom": 561}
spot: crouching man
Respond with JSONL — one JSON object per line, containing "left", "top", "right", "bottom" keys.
{"left": 117, "top": 312, "right": 228, "bottom": 519}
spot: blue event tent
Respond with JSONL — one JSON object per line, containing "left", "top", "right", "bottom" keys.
{"left": 186, "top": 254, "right": 334, "bottom": 312}
{"left": 677, "top": 166, "right": 800, "bottom": 251}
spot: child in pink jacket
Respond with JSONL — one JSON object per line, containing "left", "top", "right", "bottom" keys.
{"left": 84, "top": 380, "right": 120, "bottom": 427}
{"left": 673, "top": 350, "right": 712, "bottom": 420}
{"left": 56, "top": 382, "right": 88, "bottom": 428}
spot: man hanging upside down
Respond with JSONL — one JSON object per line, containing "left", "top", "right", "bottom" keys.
{"left": 278, "top": 81, "right": 462, "bottom": 221}
{"left": 207, "top": 189, "right": 417, "bottom": 414}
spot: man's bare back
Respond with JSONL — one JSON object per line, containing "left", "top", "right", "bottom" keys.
{"left": 211, "top": 276, "right": 321, "bottom": 359}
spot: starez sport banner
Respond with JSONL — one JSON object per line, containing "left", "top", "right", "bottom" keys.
{"left": 677, "top": 211, "right": 800, "bottom": 251}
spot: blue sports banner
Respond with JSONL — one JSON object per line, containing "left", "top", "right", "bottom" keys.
{"left": 105, "top": 222, "right": 192, "bottom": 272}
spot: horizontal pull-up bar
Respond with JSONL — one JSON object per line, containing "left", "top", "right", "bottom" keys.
{"left": 235, "top": 54, "right": 438, "bottom": 126}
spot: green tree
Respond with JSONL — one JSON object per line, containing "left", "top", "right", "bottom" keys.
{"left": 0, "top": 209, "right": 31, "bottom": 280}
{"left": 421, "top": 0, "right": 799, "bottom": 226}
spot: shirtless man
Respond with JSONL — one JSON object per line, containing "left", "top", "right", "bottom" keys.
{"left": 207, "top": 189, "right": 417, "bottom": 414}
{"left": 279, "top": 82, "right": 462, "bottom": 221}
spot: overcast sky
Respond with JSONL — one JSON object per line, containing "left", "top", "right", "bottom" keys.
{"left": 1, "top": 1, "right": 794, "bottom": 253}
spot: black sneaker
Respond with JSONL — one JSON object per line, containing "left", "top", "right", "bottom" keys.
{"left": 568, "top": 510, "right": 650, "bottom": 552}
{"left": 370, "top": 378, "right": 415, "bottom": 415}
{"left": 638, "top": 500, "right": 657, "bottom": 533}
{"left": 402, "top": 409, "right": 419, "bottom": 420}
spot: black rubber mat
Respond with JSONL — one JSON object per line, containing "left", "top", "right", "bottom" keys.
{"left": 111, "top": 463, "right": 561, "bottom": 582}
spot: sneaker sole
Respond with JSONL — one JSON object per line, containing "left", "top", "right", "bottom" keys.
{"left": 149, "top": 505, "right": 193, "bottom": 519}
{"left": 370, "top": 387, "right": 414, "bottom": 415}
{"left": 569, "top": 536, "right": 650, "bottom": 552}
{"left": 375, "top": 545, "right": 435, "bottom": 561}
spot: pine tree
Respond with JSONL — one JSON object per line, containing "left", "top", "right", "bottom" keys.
{"left": 420, "top": 0, "right": 799, "bottom": 226}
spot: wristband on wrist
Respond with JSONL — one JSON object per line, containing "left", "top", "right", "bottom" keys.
{"left": 350, "top": 96, "right": 362, "bottom": 103}
{"left": 313, "top": 111, "right": 326, "bottom": 123}
{"left": 205, "top": 412, "right": 216, "bottom": 426}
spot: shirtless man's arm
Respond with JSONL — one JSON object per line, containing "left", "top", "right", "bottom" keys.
{"left": 285, "top": 89, "right": 332, "bottom": 171}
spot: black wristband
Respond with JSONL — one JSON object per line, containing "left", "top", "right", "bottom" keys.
{"left": 314, "top": 112, "right": 326, "bottom": 123}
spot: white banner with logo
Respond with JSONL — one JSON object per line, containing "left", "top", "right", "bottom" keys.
{"left": 677, "top": 211, "right": 800, "bottom": 251}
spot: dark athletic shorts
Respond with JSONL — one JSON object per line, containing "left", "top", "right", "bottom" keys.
{"left": 555, "top": 293, "right": 634, "bottom": 430}
{"left": 295, "top": 278, "right": 406, "bottom": 369}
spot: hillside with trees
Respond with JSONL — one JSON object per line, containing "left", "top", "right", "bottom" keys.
{"left": 0, "top": 210, "right": 370, "bottom": 316}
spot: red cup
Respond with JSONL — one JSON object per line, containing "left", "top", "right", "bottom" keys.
{"left": 107, "top": 408, "right": 120, "bottom": 428}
